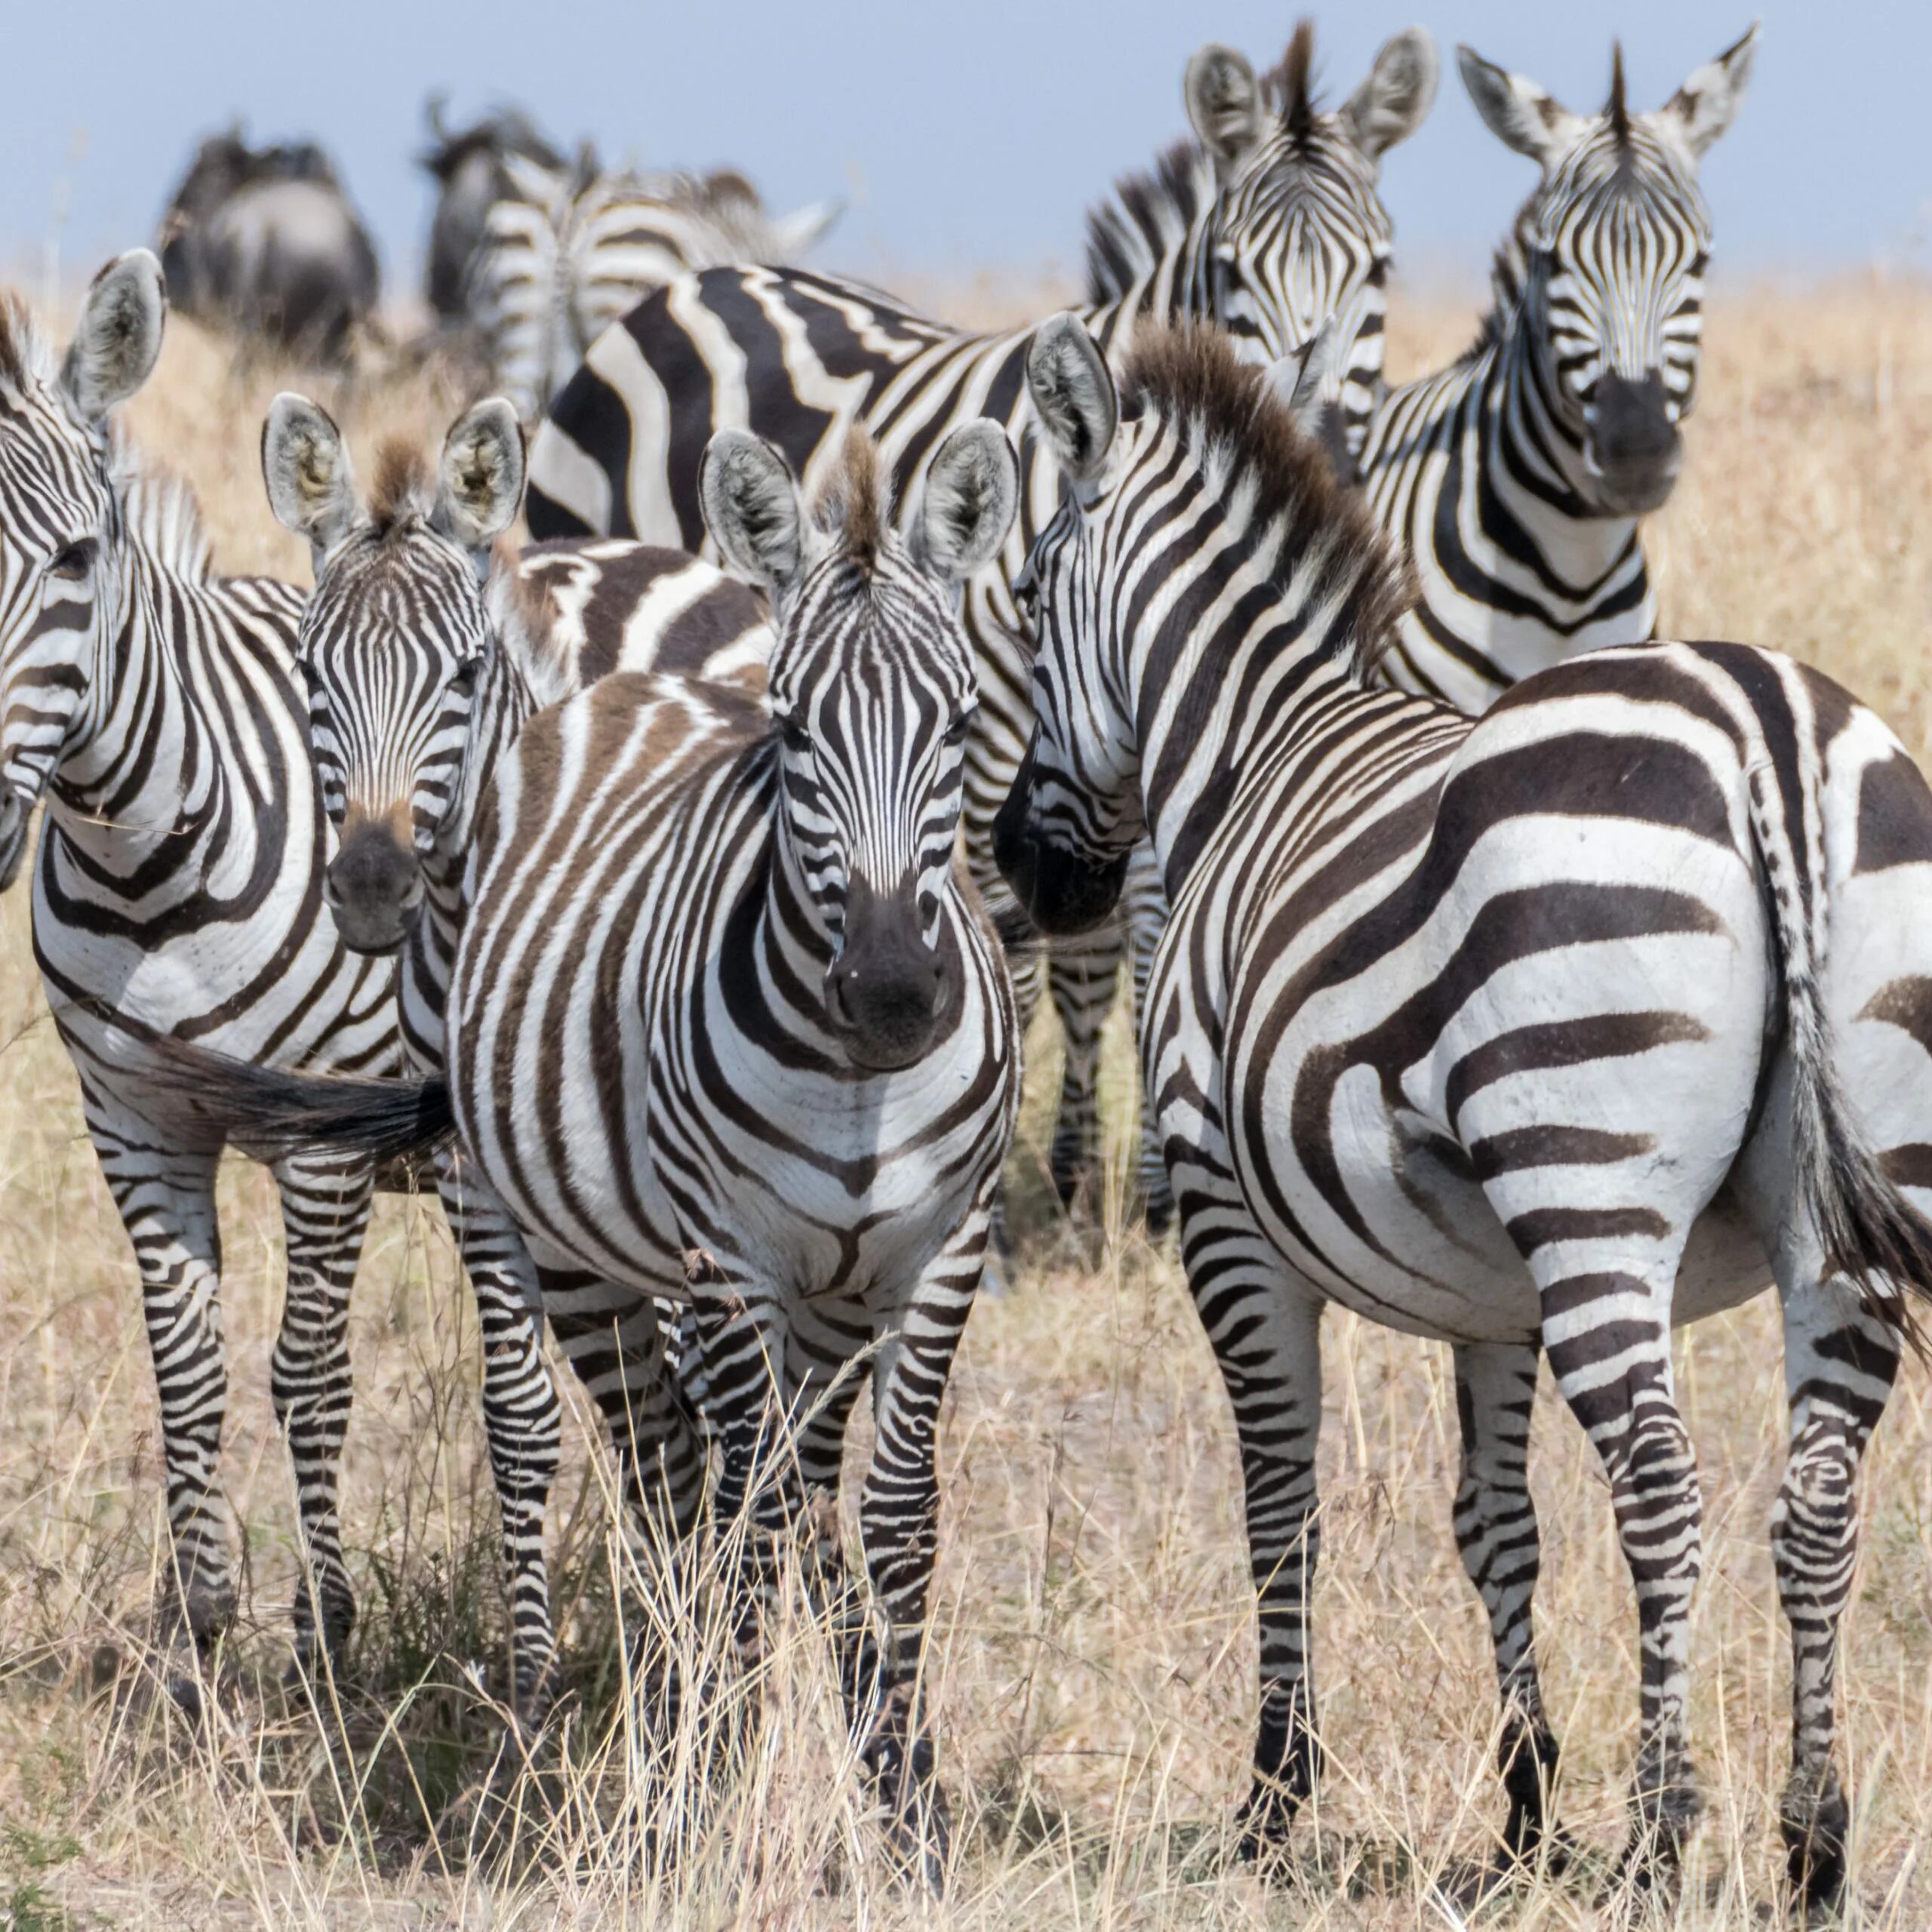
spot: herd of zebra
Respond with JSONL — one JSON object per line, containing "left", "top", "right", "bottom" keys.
{"left": 6, "top": 13, "right": 1930, "bottom": 1913}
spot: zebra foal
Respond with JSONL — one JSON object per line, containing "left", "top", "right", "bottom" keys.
{"left": 998, "top": 313, "right": 1932, "bottom": 1912}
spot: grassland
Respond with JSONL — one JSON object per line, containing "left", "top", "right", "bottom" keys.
{"left": 0, "top": 277, "right": 1930, "bottom": 1930}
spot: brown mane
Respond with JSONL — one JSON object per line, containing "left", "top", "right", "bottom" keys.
{"left": 812, "top": 428, "right": 884, "bottom": 571}
{"left": 1119, "top": 322, "right": 1412, "bottom": 672}
{"left": 370, "top": 438, "right": 431, "bottom": 533}
{"left": 1607, "top": 42, "right": 1631, "bottom": 148}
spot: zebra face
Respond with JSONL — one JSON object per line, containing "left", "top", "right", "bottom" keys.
{"left": 995, "top": 317, "right": 1139, "bottom": 939}
{"left": 1460, "top": 29, "right": 1756, "bottom": 518}
{"left": 1186, "top": 27, "right": 1436, "bottom": 443}
{"left": 0, "top": 254, "right": 167, "bottom": 891}
{"left": 700, "top": 422, "right": 1017, "bottom": 1072}
{"left": 263, "top": 393, "right": 525, "bottom": 955}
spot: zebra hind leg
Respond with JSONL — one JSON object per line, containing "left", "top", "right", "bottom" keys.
{"left": 270, "top": 1150, "right": 378, "bottom": 1682}
{"left": 1451, "top": 1340, "right": 1564, "bottom": 1872}
{"left": 1769, "top": 1285, "right": 1900, "bottom": 1916}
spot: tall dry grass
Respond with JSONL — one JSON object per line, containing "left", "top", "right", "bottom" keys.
{"left": 0, "top": 276, "right": 1927, "bottom": 1929}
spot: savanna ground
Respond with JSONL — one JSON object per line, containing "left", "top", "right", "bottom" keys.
{"left": 1, "top": 272, "right": 1931, "bottom": 1931}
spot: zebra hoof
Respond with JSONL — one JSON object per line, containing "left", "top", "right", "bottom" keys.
{"left": 1140, "top": 1191, "right": 1175, "bottom": 1238}
{"left": 1780, "top": 1767, "right": 1848, "bottom": 1920}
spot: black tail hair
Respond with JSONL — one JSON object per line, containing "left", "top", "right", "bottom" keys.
{"left": 78, "top": 1002, "right": 453, "bottom": 1165}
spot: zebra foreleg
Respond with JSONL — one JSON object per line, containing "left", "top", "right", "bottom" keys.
{"left": 97, "top": 1138, "right": 237, "bottom": 1675}
{"left": 1045, "top": 920, "right": 1123, "bottom": 1214}
{"left": 1450, "top": 1340, "right": 1563, "bottom": 1869}
{"left": 1119, "top": 841, "right": 1174, "bottom": 1233}
{"left": 855, "top": 1201, "right": 989, "bottom": 1888}
{"left": 435, "top": 1154, "right": 565, "bottom": 1720}
{"left": 269, "top": 1149, "right": 377, "bottom": 1682}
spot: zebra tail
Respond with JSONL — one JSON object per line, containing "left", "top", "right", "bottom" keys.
{"left": 1744, "top": 744, "right": 1932, "bottom": 1360}
{"left": 80, "top": 1004, "right": 454, "bottom": 1164}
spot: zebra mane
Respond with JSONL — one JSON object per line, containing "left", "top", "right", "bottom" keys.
{"left": 1268, "top": 20, "right": 1318, "bottom": 146}
{"left": 1121, "top": 322, "right": 1410, "bottom": 676}
{"left": 811, "top": 429, "right": 884, "bottom": 571}
{"left": 1084, "top": 139, "right": 1216, "bottom": 309}
{"left": 370, "top": 439, "right": 433, "bottom": 535}
{"left": 108, "top": 430, "right": 214, "bottom": 583}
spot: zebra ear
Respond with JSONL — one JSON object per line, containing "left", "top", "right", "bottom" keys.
{"left": 1185, "top": 45, "right": 1266, "bottom": 181}
{"left": 262, "top": 392, "right": 359, "bottom": 562}
{"left": 60, "top": 251, "right": 167, "bottom": 425}
{"left": 1026, "top": 313, "right": 1117, "bottom": 488}
{"left": 700, "top": 429, "right": 804, "bottom": 601}
{"left": 432, "top": 398, "right": 526, "bottom": 561}
{"left": 1341, "top": 29, "right": 1440, "bottom": 161}
{"left": 913, "top": 421, "right": 1019, "bottom": 587}
{"left": 1457, "top": 45, "right": 1586, "bottom": 173}
{"left": 1660, "top": 21, "right": 1758, "bottom": 159}
{"left": 768, "top": 196, "right": 844, "bottom": 259}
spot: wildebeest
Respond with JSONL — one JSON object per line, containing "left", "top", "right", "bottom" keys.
{"left": 158, "top": 131, "right": 380, "bottom": 365}
{"left": 417, "top": 97, "right": 564, "bottom": 326}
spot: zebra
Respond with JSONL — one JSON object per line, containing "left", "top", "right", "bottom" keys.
{"left": 257, "top": 392, "right": 774, "bottom": 1688}
{"left": 124, "top": 419, "right": 1022, "bottom": 1878}
{"left": 998, "top": 312, "right": 1932, "bottom": 1912}
{"left": 0, "top": 251, "right": 406, "bottom": 1687}
{"left": 523, "top": 20, "right": 1438, "bottom": 1231}
{"left": 418, "top": 99, "right": 565, "bottom": 328}
{"left": 476, "top": 151, "right": 841, "bottom": 421}
{"left": 1359, "top": 27, "right": 1758, "bottom": 714}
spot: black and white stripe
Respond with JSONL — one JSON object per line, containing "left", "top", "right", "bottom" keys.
{"left": 1000, "top": 315, "right": 1932, "bottom": 1912}
{"left": 1359, "top": 29, "right": 1758, "bottom": 713}
{"left": 524, "top": 23, "right": 1437, "bottom": 1229}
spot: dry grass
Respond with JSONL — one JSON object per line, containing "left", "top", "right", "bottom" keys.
{"left": 0, "top": 280, "right": 1930, "bottom": 1930}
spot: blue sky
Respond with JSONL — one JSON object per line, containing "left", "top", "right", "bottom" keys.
{"left": 2, "top": 2, "right": 1924, "bottom": 303}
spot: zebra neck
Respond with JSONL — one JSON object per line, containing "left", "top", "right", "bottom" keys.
{"left": 50, "top": 548, "right": 223, "bottom": 848}
{"left": 429, "top": 640, "right": 540, "bottom": 912}
{"left": 1082, "top": 144, "right": 1218, "bottom": 323}
{"left": 1128, "top": 593, "right": 1366, "bottom": 900}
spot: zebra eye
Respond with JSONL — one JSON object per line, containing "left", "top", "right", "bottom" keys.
{"left": 448, "top": 656, "right": 483, "bottom": 700}
{"left": 48, "top": 539, "right": 96, "bottom": 582}
{"left": 944, "top": 706, "right": 977, "bottom": 746}
{"left": 777, "top": 712, "right": 810, "bottom": 754}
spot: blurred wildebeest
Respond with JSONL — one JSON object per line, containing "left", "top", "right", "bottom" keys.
{"left": 158, "top": 130, "right": 381, "bottom": 365}
{"left": 417, "top": 96, "right": 563, "bottom": 325}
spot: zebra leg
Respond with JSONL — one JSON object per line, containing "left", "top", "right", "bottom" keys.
{"left": 1044, "top": 920, "right": 1122, "bottom": 1213}
{"left": 1119, "top": 841, "right": 1174, "bottom": 1233}
{"left": 857, "top": 1201, "right": 989, "bottom": 1887}
{"left": 1535, "top": 1269, "right": 1703, "bottom": 1890}
{"left": 269, "top": 1149, "right": 377, "bottom": 1678}
{"left": 1451, "top": 1340, "right": 1562, "bottom": 1866}
{"left": 435, "top": 1152, "right": 565, "bottom": 1718}
{"left": 94, "top": 1137, "right": 236, "bottom": 1663}
{"left": 1767, "top": 1288, "right": 1897, "bottom": 1916}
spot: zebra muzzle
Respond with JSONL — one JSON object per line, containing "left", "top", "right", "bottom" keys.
{"left": 324, "top": 819, "right": 426, "bottom": 955}
{"left": 825, "top": 875, "right": 951, "bottom": 1072}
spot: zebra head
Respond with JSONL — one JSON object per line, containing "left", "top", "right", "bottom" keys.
{"left": 0, "top": 252, "right": 166, "bottom": 891}
{"left": 262, "top": 393, "right": 525, "bottom": 955}
{"left": 1460, "top": 26, "right": 1758, "bottom": 516}
{"left": 1182, "top": 22, "right": 1437, "bottom": 438}
{"left": 700, "top": 423, "right": 1017, "bottom": 1072}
